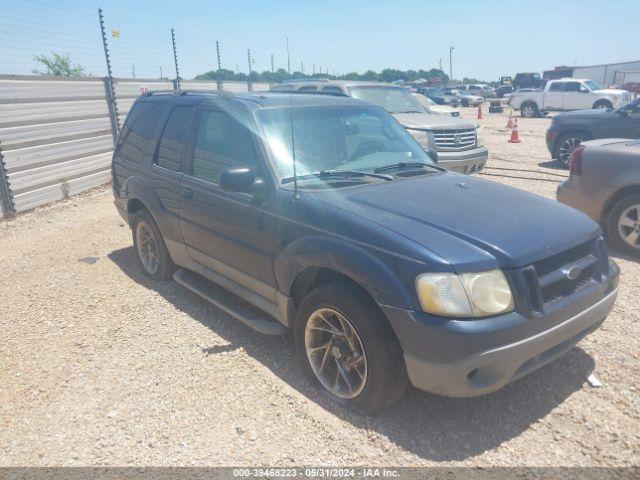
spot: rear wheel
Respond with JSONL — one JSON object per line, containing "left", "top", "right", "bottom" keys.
{"left": 521, "top": 102, "right": 539, "bottom": 118}
{"left": 132, "top": 209, "right": 175, "bottom": 280}
{"left": 554, "top": 132, "right": 589, "bottom": 168}
{"left": 295, "top": 281, "right": 409, "bottom": 415}
{"left": 606, "top": 194, "right": 640, "bottom": 258}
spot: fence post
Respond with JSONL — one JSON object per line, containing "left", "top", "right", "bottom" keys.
{"left": 102, "top": 78, "right": 119, "bottom": 143}
{"left": 247, "top": 49, "right": 253, "bottom": 92}
{"left": 216, "top": 40, "right": 223, "bottom": 91}
{"left": 98, "top": 8, "right": 120, "bottom": 143}
{"left": 171, "top": 28, "right": 180, "bottom": 92}
{"left": 0, "top": 146, "right": 15, "bottom": 218}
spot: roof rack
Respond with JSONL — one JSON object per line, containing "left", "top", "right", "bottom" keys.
{"left": 141, "top": 89, "right": 235, "bottom": 97}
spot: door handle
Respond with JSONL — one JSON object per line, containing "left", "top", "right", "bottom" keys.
{"left": 182, "top": 187, "right": 193, "bottom": 199}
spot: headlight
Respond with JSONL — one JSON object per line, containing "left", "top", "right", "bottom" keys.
{"left": 407, "top": 129, "right": 432, "bottom": 149}
{"left": 476, "top": 126, "right": 485, "bottom": 147}
{"left": 416, "top": 269, "right": 514, "bottom": 317}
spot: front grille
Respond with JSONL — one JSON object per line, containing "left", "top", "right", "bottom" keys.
{"left": 540, "top": 266, "right": 596, "bottom": 304}
{"left": 433, "top": 128, "right": 476, "bottom": 151}
{"left": 530, "top": 239, "right": 602, "bottom": 307}
{"left": 532, "top": 241, "right": 594, "bottom": 277}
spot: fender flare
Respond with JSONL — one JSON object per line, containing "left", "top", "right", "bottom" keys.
{"left": 274, "top": 235, "right": 417, "bottom": 309}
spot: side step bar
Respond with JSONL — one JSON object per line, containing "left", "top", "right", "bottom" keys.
{"left": 173, "top": 269, "right": 288, "bottom": 336}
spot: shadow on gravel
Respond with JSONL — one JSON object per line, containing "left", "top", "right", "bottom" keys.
{"left": 109, "top": 246, "right": 596, "bottom": 462}
{"left": 538, "top": 160, "right": 566, "bottom": 170}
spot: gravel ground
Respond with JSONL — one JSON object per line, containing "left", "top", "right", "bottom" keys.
{"left": 0, "top": 106, "right": 639, "bottom": 467}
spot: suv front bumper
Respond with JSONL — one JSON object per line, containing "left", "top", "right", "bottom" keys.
{"left": 438, "top": 146, "right": 488, "bottom": 174}
{"left": 382, "top": 265, "right": 619, "bottom": 397}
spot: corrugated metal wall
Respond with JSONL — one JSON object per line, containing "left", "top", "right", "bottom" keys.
{"left": 0, "top": 75, "right": 113, "bottom": 215}
{"left": 0, "top": 76, "right": 264, "bottom": 218}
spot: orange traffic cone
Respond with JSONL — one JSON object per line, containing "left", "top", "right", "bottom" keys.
{"left": 506, "top": 110, "right": 514, "bottom": 128}
{"left": 508, "top": 119, "right": 521, "bottom": 143}
{"left": 477, "top": 104, "right": 483, "bottom": 120}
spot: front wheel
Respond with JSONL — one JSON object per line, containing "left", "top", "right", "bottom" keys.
{"left": 593, "top": 100, "right": 613, "bottom": 110}
{"left": 295, "top": 281, "right": 409, "bottom": 415}
{"left": 606, "top": 194, "right": 640, "bottom": 258}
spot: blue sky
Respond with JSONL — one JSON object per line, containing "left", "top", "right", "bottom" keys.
{"left": 1, "top": 0, "right": 639, "bottom": 81}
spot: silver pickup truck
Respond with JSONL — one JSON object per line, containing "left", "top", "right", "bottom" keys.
{"left": 510, "top": 78, "right": 631, "bottom": 118}
{"left": 272, "top": 80, "right": 488, "bottom": 174}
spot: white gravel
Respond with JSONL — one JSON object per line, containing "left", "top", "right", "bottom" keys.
{"left": 0, "top": 106, "right": 638, "bottom": 467}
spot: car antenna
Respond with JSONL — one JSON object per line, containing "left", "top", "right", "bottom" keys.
{"left": 287, "top": 36, "right": 299, "bottom": 199}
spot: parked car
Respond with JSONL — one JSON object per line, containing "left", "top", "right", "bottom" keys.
{"left": 412, "top": 92, "right": 460, "bottom": 117}
{"left": 503, "top": 88, "right": 538, "bottom": 104}
{"left": 546, "top": 98, "right": 640, "bottom": 166}
{"left": 510, "top": 78, "right": 631, "bottom": 118}
{"left": 496, "top": 84, "right": 514, "bottom": 98}
{"left": 272, "top": 81, "right": 487, "bottom": 174}
{"left": 512, "top": 72, "right": 545, "bottom": 90}
{"left": 113, "top": 91, "right": 619, "bottom": 413}
{"left": 557, "top": 138, "right": 640, "bottom": 258}
{"left": 467, "top": 84, "right": 494, "bottom": 98}
{"left": 416, "top": 87, "right": 459, "bottom": 106}
{"left": 457, "top": 91, "right": 484, "bottom": 107}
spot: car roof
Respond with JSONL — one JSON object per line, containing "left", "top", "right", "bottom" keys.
{"left": 139, "top": 90, "right": 371, "bottom": 110}
{"left": 274, "top": 80, "right": 404, "bottom": 89}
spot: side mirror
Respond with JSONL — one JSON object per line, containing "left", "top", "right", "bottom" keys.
{"left": 220, "top": 167, "right": 256, "bottom": 193}
{"left": 219, "top": 166, "right": 270, "bottom": 202}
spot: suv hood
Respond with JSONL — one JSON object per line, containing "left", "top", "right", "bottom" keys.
{"left": 594, "top": 88, "right": 627, "bottom": 96}
{"left": 554, "top": 108, "right": 616, "bottom": 120}
{"left": 393, "top": 112, "right": 476, "bottom": 130}
{"left": 315, "top": 173, "right": 599, "bottom": 271}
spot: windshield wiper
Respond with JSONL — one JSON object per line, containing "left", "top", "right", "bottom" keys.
{"left": 281, "top": 170, "right": 393, "bottom": 184}
{"left": 374, "top": 162, "right": 442, "bottom": 173}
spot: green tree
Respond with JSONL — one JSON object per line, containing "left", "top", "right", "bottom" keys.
{"left": 33, "top": 52, "right": 85, "bottom": 77}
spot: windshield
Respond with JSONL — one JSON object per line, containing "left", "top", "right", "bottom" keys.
{"left": 584, "top": 80, "right": 602, "bottom": 90}
{"left": 347, "top": 86, "right": 425, "bottom": 114}
{"left": 255, "top": 105, "right": 434, "bottom": 182}
{"left": 413, "top": 94, "right": 436, "bottom": 107}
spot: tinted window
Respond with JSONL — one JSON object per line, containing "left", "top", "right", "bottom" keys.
{"left": 322, "top": 86, "right": 346, "bottom": 95}
{"left": 298, "top": 85, "right": 318, "bottom": 92}
{"left": 192, "top": 110, "right": 258, "bottom": 184}
{"left": 155, "top": 106, "right": 195, "bottom": 171}
{"left": 549, "top": 82, "right": 565, "bottom": 92}
{"left": 564, "top": 82, "right": 583, "bottom": 92}
{"left": 118, "top": 102, "right": 165, "bottom": 163}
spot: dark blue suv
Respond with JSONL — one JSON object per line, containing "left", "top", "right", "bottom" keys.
{"left": 112, "top": 91, "right": 619, "bottom": 414}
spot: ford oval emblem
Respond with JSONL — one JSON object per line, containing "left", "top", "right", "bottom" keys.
{"left": 564, "top": 265, "right": 582, "bottom": 280}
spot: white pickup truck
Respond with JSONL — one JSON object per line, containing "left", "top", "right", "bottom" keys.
{"left": 510, "top": 78, "right": 631, "bottom": 118}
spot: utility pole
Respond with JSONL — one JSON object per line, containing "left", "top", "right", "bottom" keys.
{"left": 247, "top": 48, "right": 253, "bottom": 91}
{"left": 312, "top": 64, "right": 315, "bottom": 75}
{"left": 159, "top": 66, "right": 163, "bottom": 79}
{"left": 449, "top": 46, "right": 454, "bottom": 82}
{"left": 216, "top": 40, "right": 223, "bottom": 90}
{"left": 271, "top": 53, "right": 274, "bottom": 74}
{"left": 131, "top": 65, "right": 136, "bottom": 79}
{"left": 301, "top": 61, "right": 304, "bottom": 75}
{"left": 286, "top": 37, "right": 291, "bottom": 77}
{"left": 439, "top": 57, "right": 442, "bottom": 71}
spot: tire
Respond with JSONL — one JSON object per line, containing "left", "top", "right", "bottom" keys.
{"left": 553, "top": 132, "right": 590, "bottom": 168}
{"left": 520, "top": 102, "right": 539, "bottom": 118}
{"left": 606, "top": 194, "right": 640, "bottom": 259}
{"left": 132, "top": 209, "right": 175, "bottom": 280}
{"left": 294, "top": 281, "right": 409, "bottom": 415}
{"left": 593, "top": 100, "right": 613, "bottom": 110}
{"left": 461, "top": 99, "right": 469, "bottom": 107}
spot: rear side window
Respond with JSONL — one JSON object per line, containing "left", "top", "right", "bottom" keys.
{"left": 322, "top": 86, "right": 346, "bottom": 95}
{"left": 549, "top": 82, "right": 565, "bottom": 92}
{"left": 564, "top": 82, "right": 583, "bottom": 92}
{"left": 192, "top": 110, "right": 258, "bottom": 185}
{"left": 298, "top": 85, "right": 317, "bottom": 92}
{"left": 155, "top": 106, "right": 196, "bottom": 171}
{"left": 118, "top": 102, "right": 165, "bottom": 163}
